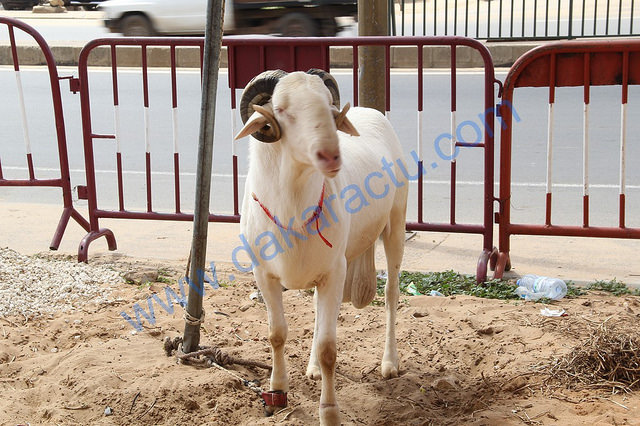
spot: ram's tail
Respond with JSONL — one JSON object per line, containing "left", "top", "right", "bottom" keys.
{"left": 343, "top": 243, "right": 377, "bottom": 309}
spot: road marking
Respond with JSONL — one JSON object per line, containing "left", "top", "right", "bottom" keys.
{"left": 2, "top": 166, "right": 236, "bottom": 179}
{"left": 3, "top": 166, "right": 639, "bottom": 189}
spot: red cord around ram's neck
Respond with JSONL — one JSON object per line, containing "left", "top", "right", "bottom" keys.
{"left": 251, "top": 182, "right": 333, "bottom": 248}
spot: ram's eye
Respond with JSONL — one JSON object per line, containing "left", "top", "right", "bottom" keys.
{"left": 276, "top": 107, "right": 293, "bottom": 120}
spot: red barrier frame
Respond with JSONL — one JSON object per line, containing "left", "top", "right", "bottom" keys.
{"left": 495, "top": 40, "right": 640, "bottom": 278}
{"left": 76, "top": 36, "right": 497, "bottom": 282}
{"left": 0, "top": 17, "right": 90, "bottom": 249}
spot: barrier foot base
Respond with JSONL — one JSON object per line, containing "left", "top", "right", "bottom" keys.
{"left": 50, "top": 207, "right": 91, "bottom": 250}
{"left": 476, "top": 247, "right": 497, "bottom": 283}
{"left": 78, "top": 228, "right": 117, "bottom": 263}
{"left": 493, "top": 252, "right": 511, "bottom": 279}
{"left": 489, "top": 247, "right": 498, "bottom": 271}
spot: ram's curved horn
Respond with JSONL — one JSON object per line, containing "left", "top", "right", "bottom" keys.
{"left": 306, "top": 68, "right": 340, "bottom": 109}
{"left": 239, "top": 69, "right": 288, "bottom": 142}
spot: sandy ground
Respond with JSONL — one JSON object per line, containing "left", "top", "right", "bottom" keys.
{"left": 1, "top": 252, "right": 639, "bottom": 425}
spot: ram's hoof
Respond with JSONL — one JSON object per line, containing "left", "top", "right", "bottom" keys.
{"left": 305, "top": 365, "right": 322, "bottom": 380}
{"left": 381, "top": 361, "right": 399, "bottom": 379}
{"left": 263, "top": 404, "right": 287, "bottom": 416}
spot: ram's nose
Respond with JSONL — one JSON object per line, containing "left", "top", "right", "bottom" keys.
{"left": 316, "top": 148, "right": 342, "bottom": 177}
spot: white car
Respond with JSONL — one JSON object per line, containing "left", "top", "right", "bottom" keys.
{"left": 101, "top": 0, "right": 234, "bottom": 36}
{"left": 101, "top": 0, "right": 356, "bottom": 37}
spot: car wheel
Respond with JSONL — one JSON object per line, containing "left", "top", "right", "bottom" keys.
{"left": 120, "top": 15, "right": 154, "bottom": 37}
{"left": 277, "top": 13, "right": 318, "bottom": 37}
{"left": 1, "top": 1, "right": 25, "bottom": 10}
{"left": 320, "top": 18, "right": 338, "bottom": 37}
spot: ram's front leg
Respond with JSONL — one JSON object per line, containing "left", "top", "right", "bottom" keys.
{"left": 314, "top": 259, "right": 346, "bottom": 426}
{"left": 305, "top": 289, "right": 322, "bottom": 379}
{"left": 255, "top": 269, "right": 288, "bottom": 409}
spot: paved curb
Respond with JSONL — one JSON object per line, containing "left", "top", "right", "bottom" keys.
{"left": 0, "top": 41, "right": 542, "bottom": 68}
{"left": 1, "top": 202, "right": 638, "bottom": 286}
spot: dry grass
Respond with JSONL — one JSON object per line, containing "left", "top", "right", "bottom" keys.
{"left": 543, "top": 321, "right": 640, "bottom": 393}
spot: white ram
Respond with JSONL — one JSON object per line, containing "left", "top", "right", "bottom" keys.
{"left": 235, "top": 69, "right": 408, "bottom": 425}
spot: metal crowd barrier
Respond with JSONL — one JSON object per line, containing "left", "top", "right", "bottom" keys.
{"left": 494, "top": 39, "right": 640, "bottom": 278}
{"left": 0, "top": 17, "right": 90, "bottom": 249}
{"left": 391, "top": 0, "right": 639, "bottom": 40}
{"left": 75, "top": 36, "right": 497, "bottom": 281}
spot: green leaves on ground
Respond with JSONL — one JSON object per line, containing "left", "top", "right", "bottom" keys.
{"left": 375, "top": 271, "right": 636, "bottom": 301}
{"left": 377, "top": 270, "right": 520, "bottom": 300}
{"left": 587, "top": 278, "right": 640, "bottom": 296}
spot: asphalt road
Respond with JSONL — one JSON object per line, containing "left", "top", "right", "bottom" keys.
{"left": 1, "top": 65, "right": 639, "bottom": 230}
{"left": 0, "top": 10, "right": 111, "bottom": 41}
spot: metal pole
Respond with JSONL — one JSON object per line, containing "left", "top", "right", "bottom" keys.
{"left": 389, "top": 0, "right": 396, "bottom": 35}
{"left": 359, "top": 0, "right": 388, "bottom": 113}
{"left": 182, "top": 0, "right": 225, "bottom": 353}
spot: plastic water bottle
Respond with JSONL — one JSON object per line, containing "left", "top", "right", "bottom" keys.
{"left": 515, "top": 275, "right": 567, "bottom": 301}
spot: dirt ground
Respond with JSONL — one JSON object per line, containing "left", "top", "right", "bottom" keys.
{"left": 1, "top": 253, "right": 639, "bottom": 425}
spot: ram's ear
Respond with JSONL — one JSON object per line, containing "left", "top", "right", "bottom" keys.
{"left": 235, "top": 109, "right": 269, "bottom": 140}
{"left": 235, "top": 104, "right": 281, "bottom": 142}
{"left": 333, "top": 102, "right": 359, "bottom": 137}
